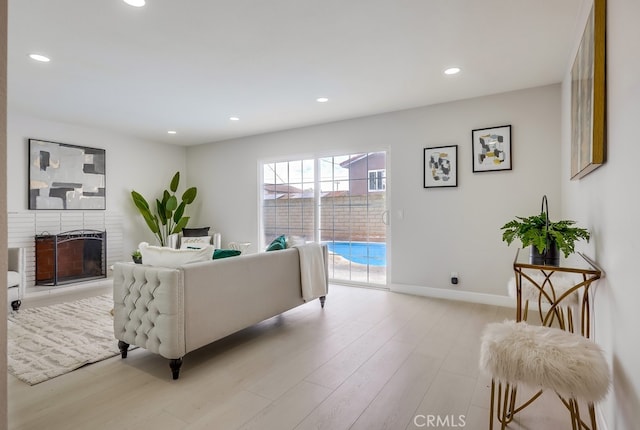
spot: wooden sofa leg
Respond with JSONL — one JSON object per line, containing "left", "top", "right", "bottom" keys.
{"left": 319, "top": 296, "right": 326, "bottom": 308}
{"left": 118, "top": 341, "right": 129, "bottom": 359}
{"left": 170, "top": 358, "right": 183, "bottom": 380}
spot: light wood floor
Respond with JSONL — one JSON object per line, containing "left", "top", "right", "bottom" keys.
{"left": 8, "top": 285, "right": 571, "bottom": 429}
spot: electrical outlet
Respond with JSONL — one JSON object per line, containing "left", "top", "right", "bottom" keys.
{"left": 451, "top": 272, "right": 459, "bottom": 285}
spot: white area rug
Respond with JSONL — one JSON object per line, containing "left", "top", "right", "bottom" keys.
{"left": 8, "top": 294, "right": 120, "bottom": 385}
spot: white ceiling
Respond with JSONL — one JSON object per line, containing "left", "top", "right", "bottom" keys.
{"left": 8, "top": 0, "right": 584, "bottom": 146}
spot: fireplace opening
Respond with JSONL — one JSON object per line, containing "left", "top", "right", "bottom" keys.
{"left": 35, "top": 229, "right": 107, "bottom": 286}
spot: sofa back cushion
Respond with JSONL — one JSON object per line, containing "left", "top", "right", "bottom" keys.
{"left": 139, "top": 242, "right": 214, "bottom": 268}
{"left": 179, "top": 236, "right": 212, "bottom": 250}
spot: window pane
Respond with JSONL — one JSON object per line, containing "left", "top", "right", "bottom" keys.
{"left": 263, "top": 163, "right": 275, "bottom": 185}
{"left": 367, "top": 169, "right": 386, "bottom": 191}
{"left": 369, "top": 172, "right": 376, "bottom": 190}
{"left": 350, "top": 178, "right": 369, "bottom": 197}
{"left": 274, "top": 161, "right": 289, "bottom": 184}
{"left": 302, "top": 159, "right": 314, "bottom": 183}
{"left": 319, "top": 157, "right": 334, "bottom": 181}
{"left": 343, "top": 153, "right": 367, "bottom": 179}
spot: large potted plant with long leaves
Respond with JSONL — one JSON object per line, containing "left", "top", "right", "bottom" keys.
{"left": 131, "top": 172, "right": 197, "bottom": 247}
{"left": 500, "top": 196, "right": 590, "bottom": 265}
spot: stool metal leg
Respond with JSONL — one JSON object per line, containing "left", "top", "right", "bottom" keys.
{"left": 500, "top": 382, "right": 509, "bottom": 426}
{"left": 490, "top": 379, "right": 545, "bottom": 429}
{"left": 489, "top": 380, "right": 495, "bottom": 429}
{"left": 559, "top": 395, "right": 598, "bottom": 430}
{"left": 559, "top": 396, "right": 578, "bottom": 429}
{"left": 588, "top": 403, "right": 598, "bottom": 430}
{"left": 492, "top": 380, "right": 510, "bottom": 430}
{"left": 572, "top": 399, "right": 580, "bottom": 430}
{"left": 575, "top": 400, "right": 583, "bottom": 429}
{"left": 493, "top": 381, "right": 512, "bottom": 429}
{"left": 491, "top": 381, "right": 521, "bottom": 429}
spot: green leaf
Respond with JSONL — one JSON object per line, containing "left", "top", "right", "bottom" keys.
{"left": 166, "top": 195, "right": 178, "bottom": 212}
{"left": 182, "top": 187, "right": 197, "bottom": 204}
{"left": 131, "top": 191, "right": 150, "bottom": 212}
{"left": 141, "top": 212, "right": 159, "bottom": 234}
{"left": 156, "top": 199, "right": 167, "bottom": 225}
{"left": 174, "top": 201, "right": 186, "bottom": 223}
{"left": 171, "top": 217, "right": 189, "bottom": 234}
{"left": 501, "top": 229, "right": 516, "bottom": 245}
{"left": 170, "top": 172, "right": 180, "bottom": 193}
{"left": 162, "top": 190, "right": 170, "bottom": 205}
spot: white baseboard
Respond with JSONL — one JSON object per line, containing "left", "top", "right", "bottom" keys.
{"left": 23, "top": 278, "right": 112, "bottom": 308}
{"left": 390, "top": 283, "right": 515, "bottom": 308}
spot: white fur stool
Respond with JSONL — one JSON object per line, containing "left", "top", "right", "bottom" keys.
{"left": 479, "top": 320, "right": 609, "bottom": 429}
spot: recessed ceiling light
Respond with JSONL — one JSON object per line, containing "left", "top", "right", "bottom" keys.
{"left": 444, "top": 67, "right": 461, "bottom": 75}
{"left": 123, "top": 0, "right": 145, "bottom": 6}
{"left": 167, "top": 130, "right": 177, "bottom": 134}
{"left": 229, "top": 117, "right": 240, "bottom": 121}
{"left": 316, "top": 97, "right": 329, "bottom": 103}
{"left": 29, "top": 54, "right": 50, "bottom": 62}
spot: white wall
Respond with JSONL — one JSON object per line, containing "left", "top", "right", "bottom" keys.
{"left": 6, "top": 113, "right": 188, "bottom": 256}
{"left": 1, "top": 0, "right": 8, "bottom": 424}
{"left": 187, "top": 84, "right": 562, "bottom": 297}
{"left": 561, "top": 0, "right": 640, "bottom": 428}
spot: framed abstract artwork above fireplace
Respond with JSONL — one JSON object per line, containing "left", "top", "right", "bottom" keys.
{"left": 28, "top": 139, "right": 106, "bottom": 210}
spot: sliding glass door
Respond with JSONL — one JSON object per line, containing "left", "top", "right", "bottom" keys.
{"left": 262, "top": 152, "right": 387, "bottom": 286}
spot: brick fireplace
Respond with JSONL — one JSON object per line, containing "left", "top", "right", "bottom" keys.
{"left": 35, "top": 230, "right": 107, "bottom": 286}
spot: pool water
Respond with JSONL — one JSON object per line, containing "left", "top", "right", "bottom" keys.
{"left": 326, "top": 241, "right": 386, "bottom": 266}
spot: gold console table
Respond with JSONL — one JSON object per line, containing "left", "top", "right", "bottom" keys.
{"left": 490, "top": 249, "right": 607, "bottom": 429}
{"left": 513, "top": 248, "right": 602, "bottom": 337}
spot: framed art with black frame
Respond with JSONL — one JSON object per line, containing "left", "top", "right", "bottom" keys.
{"left": 472, "top": 125, "right": 512, "bottom": 173}
{"left": 28, "top": 138, "right": 106, "bottom": 210}
{"left": 423, "top": 145, "right": 457, "bottom": 188}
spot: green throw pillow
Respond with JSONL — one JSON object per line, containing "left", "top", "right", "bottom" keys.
{"left": 213, "top": 249, "right": 242, "bottom": 259}
{"left": 266, "top": 234, "right": 286, "bottom": 251}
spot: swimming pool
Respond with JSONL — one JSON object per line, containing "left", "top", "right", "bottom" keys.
{"left": 325, "top": 241, "right": 386, "bottom": 266}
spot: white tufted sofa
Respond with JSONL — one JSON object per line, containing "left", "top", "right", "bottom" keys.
{"left": 112, "top": 246, "right": 328, "bottom": 379}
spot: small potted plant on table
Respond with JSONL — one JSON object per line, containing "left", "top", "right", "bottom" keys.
{"left": 131, "top": 249, "right": 142, "bottom": 264}
{"left": 500, "top": 196, "right": 590, "bottom": 265}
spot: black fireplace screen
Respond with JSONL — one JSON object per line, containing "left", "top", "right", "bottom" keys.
{"left": 35, "top": 229, "right": 107, "bottom": 286}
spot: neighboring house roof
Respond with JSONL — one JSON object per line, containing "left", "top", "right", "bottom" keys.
{"left": 339, "top": 152, "right": 387, "bottom": 169}
{"left": 339, "top": 154, "right": 369, "bottom": 168}
{"left": 263, "top": 183, "right": 303, "bottom": 194}
{"left": 273, "top": 190, "right": 315, "bottom": 199}
{"left": 263, "top": 187, "right": 349, "bottom": 199}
